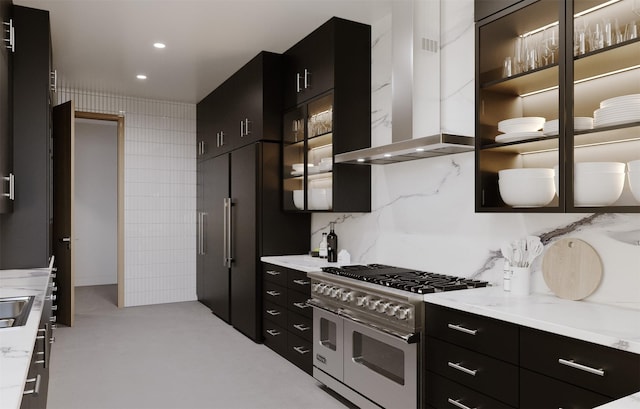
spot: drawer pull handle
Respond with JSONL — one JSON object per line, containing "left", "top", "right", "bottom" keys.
{"left": 266, "top": 329, "right": 280, "bottom": 336}
{"left": 448, "top": 361, "right": 478, "bottom": 376}
{"left": 558, "top": 359, "right": 605, "bottom": 377}
{"left": 293, "top": 324, "right": 310, "bottom": 332}
{"left": 293, "top": 302, "right": 310, "bottom": 309}
{"left": 266, "top": 270, "right": 280, "bottom": 276}
{"left": 447, "top": 398, "right": 476, "bottom": 409}
{"left": 266, "top": 309, "right": 281, "bottom": 316}
{"left": 23, "top": 375, "right": 41, "bottom": 396}
{"left": 266, "top": 290, "right": 280, "bottom": 297}
{"left": 448, "top": 323, "right": 478, "bottom": 336}
{"left": 293, "top": 279, "right": 310, "bottom": 286}
{"left": 293, "top": 346, "right": 310, "bottom": 355}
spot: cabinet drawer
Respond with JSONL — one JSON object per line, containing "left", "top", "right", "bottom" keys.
{"left": 288, "top": 310, "right": 312, "bottom": 342}
{"left": 263, "top": 301, "right": 287, "bottom": 328}
{"left": 426, "top": 336, "right": 519, "bottom": 407}
{"left": 288, "top": 288, "right": 313, "bottom": 318}
{"left": 264, "top": 282, "right": 287, "bottom": 307}
{"left": 425, "top": 303, "right": 518, "bottom": 364}
{"left": 262, "top": 263, "right": 288, "bottom": 287}
{"left": 426, "top": 372, "right": 514, "bottom": 409}
{"left": 263, "top": 322, "right": 287, "bottom": 357}
{"left": 520, "top": 327, "right": 640, "bottom": 398}
{"left": 287, "top": 332, "right": 312, "bottom": 375}
{"left": 520, "top": 368, "right": 611, "bottom": 409}
{"left": 287, "top": 269, "right": 311, "bottom": 294}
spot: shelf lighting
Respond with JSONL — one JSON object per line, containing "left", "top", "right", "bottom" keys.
{"left": 520, "top": 0, "right": 622, "bottom": 37}
{"left": 520, "top": 64, "right": 640, "bottom": 97}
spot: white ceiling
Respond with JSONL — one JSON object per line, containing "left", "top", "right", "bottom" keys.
{"left": 13, "top": 0, "right": 393, "bottom": 104}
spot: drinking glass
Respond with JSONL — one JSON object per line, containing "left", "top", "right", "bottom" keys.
{"left": 514, "top": 36, "right": 526, "bottom": 74}
{"left": 625, "top": 21, "right": 639, "bottom": 41}
{"left": 544, "top": 25, "right": 559, "bottom": 63}
{"left": 574, "top": 17, "right": 588, "bottom": 56}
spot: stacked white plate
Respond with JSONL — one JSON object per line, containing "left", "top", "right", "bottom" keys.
{"left": 495, "top": 117, "right": 545, "bottom": 143}
{"left": 594, "top": 94, "right": 640, "bottom": 128}
{"left": 542, "top": 117, "right": 593, "bottom": 136}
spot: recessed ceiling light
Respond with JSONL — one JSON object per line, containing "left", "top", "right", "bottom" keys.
{"left": 383, "top": 153, "right": 392, "bottom": 158}
{"left": 136, "top": 74, "right": 147, "bottom": 80}
{"left": 357, "top": 158, "right": 365, "bottom": 163}
{"left": 153, "top": 42, "right": 166, "bottom": 49}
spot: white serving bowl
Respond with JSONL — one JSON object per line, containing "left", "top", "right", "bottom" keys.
{"left": 293, "top": 190, "right": 304, "bottom": 210}
{"left": 574, "top": 162, "right": 625, "bottom": 206}
{"left": 498, "top": 176, "right": 556, "bottom": 207}
{"left": 628, "top": 170, "right": 640, "bottom": 203}
{"left": 292, "top": 163, "right": 304, "bottom": 172}
{"left": 498, "top": 168, "right": 555, "bottom": 179}
{"left": 309, "top": 188, "right": 331, "bottom": 210}
{"left": 627, "top": 159, "right": 640, "bottom": 172}
{"left": 498, "top": 117, "right": 545, "bottom": 134}
{"left": 309, "top": 176, "right": 332, "bottom": 189}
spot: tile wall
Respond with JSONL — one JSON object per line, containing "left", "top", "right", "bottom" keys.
{"left": 57, "top": 89, "right": 197, "bottom": 306}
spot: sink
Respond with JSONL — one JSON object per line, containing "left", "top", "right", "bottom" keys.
{"left": 0, "top": 296, "right": 34, "bottom": 328}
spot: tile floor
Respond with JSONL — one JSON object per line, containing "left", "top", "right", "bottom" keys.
{"left": 47, "top": 285, "right": 351, "bottom": 409}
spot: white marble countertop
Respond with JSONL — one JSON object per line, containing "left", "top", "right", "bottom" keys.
{"left": 422, "top": 286, "right": 640, "bottom": 354}
{"left": 0, "top": 268, "right": 52, "bottom": 409}
{"left": 261, "top": 254, "right": 350, "bottom": 273}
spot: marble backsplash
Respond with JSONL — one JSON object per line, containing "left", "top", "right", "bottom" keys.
{"left": 312, "top": 0, "right": 640, "bottom": 307}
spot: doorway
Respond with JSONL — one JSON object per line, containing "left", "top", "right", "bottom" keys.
{"left": 75, "top": 111, "right": 125, "bottom": 308}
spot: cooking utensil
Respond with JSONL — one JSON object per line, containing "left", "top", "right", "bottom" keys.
{"left": 541, "top": 238, "right": 603, "bottom": 300}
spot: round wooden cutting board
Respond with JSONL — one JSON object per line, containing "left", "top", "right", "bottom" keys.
{"left": 541, "top": 238, "right": 603, "bottom": 301}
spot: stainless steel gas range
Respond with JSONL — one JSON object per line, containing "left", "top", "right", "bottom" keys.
{"left": 307, "top": 264, "right": 488, "bottom": 409}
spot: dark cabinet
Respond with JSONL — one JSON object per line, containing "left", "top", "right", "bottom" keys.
{"left": 282, "top": 18, "right": 371, "bottom": 213}
{"left": 1, "top": 5, "right": 53, "bottom": 268}
{"left": 424, "top": 303, "right": 640, "bottom": 408}
{"left": 196, "top": 143, "right": 310, "bottom": 342}
{"left": 197, "top": 52, "right": 282, "bottom": 161}
{"left": 474, "top": 0, "right": 524, "bottom": 22}
{"left": 262, "top": 263, "right": 313, "bottom": 375}
{"left": 475, "top": 0, "right": 640, "bottom": 213}
{"left": 0, "top": 0, "right": 12, "bottom": 214}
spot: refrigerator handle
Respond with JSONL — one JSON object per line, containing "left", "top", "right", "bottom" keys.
{"left": 224, "top": 198, "right": 233, "bottom": 268}
{"left": 223, "top": 199, "right": 228, "bottom": 266}
{"left": 201, "top": 212, "right": 207, "bottom": 255}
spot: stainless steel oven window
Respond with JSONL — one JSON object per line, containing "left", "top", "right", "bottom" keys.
{"left": 352, "top": 331, "right": 406, "bottom": 385}
{"left": 320, "top": 317, "right": 337, "bottom": 351}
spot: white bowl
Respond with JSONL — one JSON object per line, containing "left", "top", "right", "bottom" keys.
{"left": 628, "top": 160, "right": 640, "bottom": 172}
{"left": 498, "top": 177, "right": 556, "bottom": 207}
{"left": 293, "top": 190, "right": 304, "bottom": 210}
{"left": 628, "top": 170, "right": 640, "bottom": 203}
{"left": 309, "top": 188, "right": 331, "bottom": 210}
{"left": 498, "top": 117, "right": 545, "bottom": 133}
{"left": 498, "top": 168, "right": 555, "bottom": 179}
{"left": 574, "top": 164, "right": 625, "bottom": 206}
{"left": 309, "top": 177, "right": 332, "bottom": 189}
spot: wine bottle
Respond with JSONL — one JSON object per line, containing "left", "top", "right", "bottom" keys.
{"left": 327, "top": 222, "right": 338, "bottom": 262}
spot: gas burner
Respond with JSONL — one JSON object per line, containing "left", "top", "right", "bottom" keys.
{"left": 320, "top": 264, "right": 489, "bottom": 294}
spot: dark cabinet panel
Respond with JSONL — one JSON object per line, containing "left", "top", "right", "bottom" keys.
{"left": 287, "top": 310, "right": 312, "bottom": 342}
{"left": 263, "top": 321, "right": 287, "bottom": 356}
{"left": 1, "top": 5, "right": 52, "bottom": 268}
{"left": 0, "top": 0, "right": 11, "bottom": 214}
{"left": 286, "top": 332, "right": 312, "bottom": 375}
{"left": 426, "top": 372, "right": 514, "bottom": 409}
{"left": 520, "top": 368, "right": 611, "bottom": 409}
{"left": 263, "top": 301, "right": 287, "bottom": 328}
{"left": 474, "top": 0, "right": 524, "bottom": 21}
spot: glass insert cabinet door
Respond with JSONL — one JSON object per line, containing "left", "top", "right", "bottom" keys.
{"left": 569, "top": 0, "right": 640, "bottom": 211}
{"left": 476, "top": 0, "right": 562, "bottom": 212}
{"left": 283, "top": 92, "right": 334, "bottom": 212}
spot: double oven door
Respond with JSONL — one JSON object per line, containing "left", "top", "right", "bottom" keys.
{"left": 312, "top": 306, "right": 418, "bottom": 409}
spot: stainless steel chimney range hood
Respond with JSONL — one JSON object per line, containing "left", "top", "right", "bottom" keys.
{"left": 335, "top": 0, "right": 474, "bottom": 165}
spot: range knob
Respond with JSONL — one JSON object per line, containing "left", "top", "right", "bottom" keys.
{"left": 323, "top": 286, "right": 334, "bottom": 296}
{"left": 386, "top": 304, "right": 400, "bottom": 316}
{"left": 376, "top": 301, "right": 391, "bottom": 313}
{"left": 341, "top": 291, "right": 355, "bottom": 303}
{"left": 356, "top": 295, "right": 367, "bottom": 306}
{"left": 314, "top": 283, "right": 326, "bottom": 294}
{"left": 367, "top": 298, "right": 381, "bottom": 310}
{"left": 312, "top": 283, "right": 322, "bottom": 293}
{"left": 330, "top": 287, "right": 341, "bottom": 298}
{"left": 396, "top": 307, "right": 412, "bottom": 320}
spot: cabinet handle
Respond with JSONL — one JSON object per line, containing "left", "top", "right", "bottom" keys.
{"left": 293, "top": 279, "right": 310, "bottom": 286}
{"left": 558, "top": 359, "right": 605, "bottom": 377}
{"left": 304, "top": 69, "right": 311, "bottom": 89}
{"left": 3, "top": 19, "right": 14, "bottom": 52}
{"left": 448, "top": 361, "right": 478, "bottom": 376}
{"left": 266, "top": 309, "right": 281, "bottom": 316}
{"left": 216, "top": 132, "right": 220, "bottom": 148}
{"left": 51, "top": 305, "right": 58, "bottom": 311}
{"left": 266, "top": 290, "right": 280, "bottom": 297}
{"left": 23, "top": 374, "right": 41, "bottom": 396}
{"left": 50, "top": 70, "right": 57, "bottom": 92}
{"left": 266, "top": 329, "right": 280, "bottom": 336}
{"left": 240, "top": 120, "right": 244, "bottom": 137}
{"left": 293, "top": 324, "right": 310, "bottom": 332}
{"left": 447, "top": 398, "right": 475, "bottom": 409}
{"left": 296, "top": 73, "right": 302, "bottom": 93}
{"left": 447, "top": 323, "right": 478, "bottom": 336}
{"left": 2, "top": 173, "right": 15, "bottom": 200}
{"left": 293, "top": 346, "right": 310, "bottom": 355}
{"left": 244, "top": 118, "right": 250, "bottom": 136}
{"left": 220, "top": 131, "right": 225, "bottom": 146}
{"left": 293, "top": 302, "right": 310, "bottom": 310}
{"left": 265, "top": 270, "right": 280, "bottom": 276}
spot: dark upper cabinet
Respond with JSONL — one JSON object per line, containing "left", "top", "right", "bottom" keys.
{"left": 197, "top": 51, "right": 282, "bottom": 161}
{"left": 0, "top": 0, "right": 12, "bottom": 213}
{"left": 1, "top": 5, "right": 53, "bottom": 268}
{"left": 474, "top": 0, "right": 524, "bottom": 21}
{"left": 475, "top": 0, "right": 640, "bottom": 213}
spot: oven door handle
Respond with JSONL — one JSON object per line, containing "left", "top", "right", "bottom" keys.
{"left": 308, "top": 298, "right": 419, "bottom": 345}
